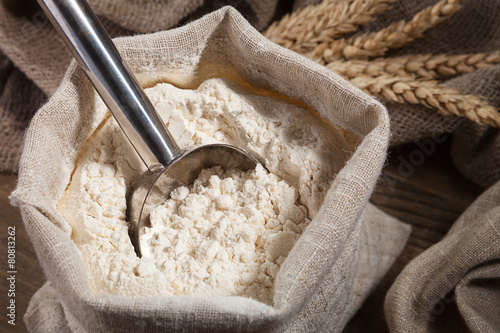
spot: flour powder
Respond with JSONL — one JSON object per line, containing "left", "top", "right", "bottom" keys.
{"left": 58, "top": 78, "right": 349, "bottom": 305}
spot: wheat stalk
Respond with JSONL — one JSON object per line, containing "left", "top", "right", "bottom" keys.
{"left": 266, "top": 0, "right": 499, "bottom": 127}
{"left": 347, "top": 74, "right": 500, "bottom": 127}
{"left": 264, "top": 0, "right": 397, "bottom": 54}
{"left": 327, "top": 52, "right": 500, "bottom": 79}
{"left": 318, "top": 0, "right": 467, "bottom": 62}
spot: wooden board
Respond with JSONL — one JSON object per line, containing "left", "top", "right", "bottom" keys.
{"left": 0, "top": 173, "right": 45, "bottom": 332}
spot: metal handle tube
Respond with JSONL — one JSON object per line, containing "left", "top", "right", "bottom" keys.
{"left": 37, "top": 0, "right": 180, "bottom": 170}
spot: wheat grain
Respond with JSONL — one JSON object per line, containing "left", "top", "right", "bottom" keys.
{"left": 265, "top": 0, "right": 498, "bottom": 126}
{"left": 319, "top": 0, "right": 468, "bottom": 62}
{"left": 327, "top": 52, "right": 500, "bottom": 79}
{"left": 347, "top": 74, "right": 500, "bottom": 127}
{"left": 264, "top": 0, "right": 397, "bottom": 54}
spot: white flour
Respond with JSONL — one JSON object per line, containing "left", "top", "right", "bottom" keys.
{"left": 141, "top": 164, "right": 308, "bottom": 304}
{"left": 58, "top": 78, "right": 349, "bottom": 304}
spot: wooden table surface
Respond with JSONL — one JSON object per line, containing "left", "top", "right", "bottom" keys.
{"left": 0, "top": 173, "right": 45, "bottom": 332}
{"left": 0, "top": 140, "right": 483, "bottom": 332}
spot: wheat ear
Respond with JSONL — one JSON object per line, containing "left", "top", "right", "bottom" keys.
{"left": 319, "top": 0, "right": 467, "bottom": 62}
{"left": 327, "top": 52, "right": 500, "bottom": 79}
{"left": 264, "top": 0, "right": 397, "bottom": 53}
{"left": 347, "top": 74, "right": 500, "bottom": 127}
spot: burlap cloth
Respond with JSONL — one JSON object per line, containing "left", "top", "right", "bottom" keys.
{"left": 1, "top": 0, "right": 499, "bottom": 332}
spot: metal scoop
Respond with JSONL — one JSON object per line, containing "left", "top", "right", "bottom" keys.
{"left": 38, "top": 0, "right": 259, "bottom": 256}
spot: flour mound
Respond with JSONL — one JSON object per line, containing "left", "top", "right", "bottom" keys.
{"left": 58, "top": 78, "right": 346, "bottom": 304}
{"left": 141, "top": 164, "right": 309, "bottom": 304}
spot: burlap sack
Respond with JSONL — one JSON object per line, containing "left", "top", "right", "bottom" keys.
{"left": 10, "top": 7, "right": 411, "bottom": 332}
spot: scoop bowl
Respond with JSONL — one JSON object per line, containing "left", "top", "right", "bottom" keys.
{"left": 128, "top": 144, "right": 259, "bottom": 257}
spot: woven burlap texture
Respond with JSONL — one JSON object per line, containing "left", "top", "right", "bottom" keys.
{"left": 0, "top": 51, "right": 45, "bottom": 171}
{"left": 385, "top": 180, "right": 500, "bottom": 332}
{"left": 10, "top": 7, "right": 411, "bottom": 332}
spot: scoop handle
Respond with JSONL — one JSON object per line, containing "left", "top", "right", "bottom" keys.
{"left": 37, "top": 0, "right": 180, "bottom": 171}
